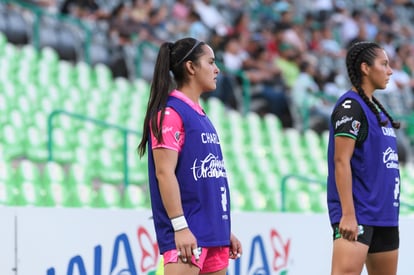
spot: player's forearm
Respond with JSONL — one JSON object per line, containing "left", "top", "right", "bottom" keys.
{"left": 335, "top": 161, "right": 355, "bottom": 216}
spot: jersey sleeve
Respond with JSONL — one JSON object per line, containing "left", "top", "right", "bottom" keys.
{"left": 331, "top": 98, "right": 365, "bottom": 140}
{"left": 150, "top": 107, "right": 185, "bottom": 152}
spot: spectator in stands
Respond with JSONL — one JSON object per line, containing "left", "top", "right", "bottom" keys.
{"left": 186, "top": 9, "right": 210, "bottom": 43}
{"left": 220, "top": 35, "right": 292, "bottom": 125}
{"left": 139, "top": 5, "right": 171, "bottom": 44}
{"left": 193, "top": 0, "right": 230, "bottom": 36}
{"left": 327, "top": 41, "right": 401, "bottom": 275}
{"left": 22, "top": 0, "right": 57, "bottom": 12}
{"left": 129, "top": 0, "right": 152, "bottom": 24}
{"left": 168, "top": 0, "right": 192, "bottom": 39}
{"left": 330, "top": 5, "right": 361, "bottom": 47}
{"left": 395, "top": 43, "right": 414, "bottom": 92}
{"left": 172, "top": 0, "right": 190, "bottom": 21}
{"left": 290, "top": 60, "right": 332, "bottom": 132}
{"left": 346, "top": 20, "right": 369, "bottom": 49}
{"left": 137, "top": 37, "right": 242, "bottom": 275}
{"left": 227, "top": 11, "right": 252, "bottom": 50}
{"left": 273, "top": 42, "right": 301, "bottom": 89}
{"left": 108, "top": 2, "right": 140, "bottom": 45}
{"left": 60, "top": 0, "right": 109, "bottom": 20}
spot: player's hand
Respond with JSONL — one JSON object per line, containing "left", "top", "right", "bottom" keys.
{"left": 175, "top": 228, "right": 197, "bottom": 263}
{"left": 339, "top": 216, "right": 359, "bottom": 241}
{"left": 229, "top": 233, "right": 242, "bottom": 259}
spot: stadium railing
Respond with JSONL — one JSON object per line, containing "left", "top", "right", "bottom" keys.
{"left": 0, "top": 0, "right": 92, "bottom": 64}
{"left": 47, "top": 109, "right": 141, "bottom": 188}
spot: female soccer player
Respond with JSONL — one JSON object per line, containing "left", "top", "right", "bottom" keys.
{"left": 138, "top": 37, "right": 242, "bottom": 275}
{"left": 327, "top": 41, "right": 401, "bottom": 275}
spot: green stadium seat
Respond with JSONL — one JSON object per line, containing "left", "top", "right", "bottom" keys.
{"left": 0, "top": 93, "right": 10, "bottom": 123}
{"left": 97, "top": 147, "right": 124, "bottom": 184}
{"left": 128, "top": 153, "right": 148, "bottom": 186}
{"left": 72, "top": 147, "right": 99, "bottom": 178}
{"left": 105, "top": 104, "right": 129, "bottom": 126}
{"left": 249, "top": 189, "right": 271, "bottom": 211}
{"left": 308, "top": 184, "right": 327, "bottom": 213}
{"left": 113, "top": 77, "right": 133, "bottom": 94}
{"left": 75, "top": 61, "right": 94, "bottom": 91}
{"left": 133, "top": 77, "right": 150, "bottom": 95}
{"left": 126, "top": 133, "right": 148, "bottom": 185}
{"left": 285, "top": 190, "right": 312, "bottom": 212}
{"left": 61, "top": 164, "right": 94, "bottom": 208}
{"left": 224, "top": 109, "right": 245, "bottom": 145}
{"left": 94, "top": 63, "right": 113, "bottom": 91}
{"left": 38, "top": 58, "right": 58, "bottom": 87}
{"left": 122, "top": 184, "right": 147, "bottom": 209}
{"left": 283, "top": 128, "right": 303, "bottom": 154}
{"left": 49, "top": 127, "right": 75, "bottom": 163}
{"left": 0, "top": 32, "right": 7, "bottom": 54}
{"left": 41, "top": 161, "right": 71, "bottom": 207}
{"left": 0, "top": 160, "right": 14, "bottom": 205}
{"left": 17, "top": 46, "right": 38, "bottom": 84}
{"left": 29, "top": 108, "right": 49, "bottom": 131}
{"left": 40, "top": 46, "right": 59, "bottom": 65}
{"left": 3, "top": 43, "right": 19, "bottom": 64}
{"left": 263, "top": 114, "right": 284, "bottom": 152}
{"left": 321, "top": 130, "right": 330, "bottom": 150}
{"left": 66, "top": 163, "right": 92, "bottom": 187}
{"left": 68, "top": 181, "right": 95, "bottom": 208}
{"left": 92, "top": 183, "right": 122, "bottom": 208}
{"left": 9, "top": 109, "right": 26, "bottom": 132}
{"left": 9, "top": 161, "right": 42, "bottom": 206}
{"left": 244, "top": 111, "right": 265, "bottom": 145}
{"left": 82, "top": 99, "right": 107, "bottom": 121}
{"left": 230, "top": 188, "right": 250, "bottom": 212}
{"left": 22, "top": 83, "right": 42, "bottom": 110}
{"left": 16, "top": 180, "right": 44, "bottom": 207}
{"left": 14, "top": 159, "right": 41, "bottom": 184}
{"left": 0, "top": 151, "right": 12, "bottom": 167}
{"left": 0, "top": 177, "right": 13, "bottom": 205}
{"left": 205, "top": 97, "right": 226, "bottom": 129}
{"left": 57, "top": 61, "right": 76, "bottom": 89}
{"left": 24, "top": 126, "right": 49, "bottom": 163}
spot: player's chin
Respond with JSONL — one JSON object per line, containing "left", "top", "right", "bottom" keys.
{"left": 205, "top": 83, "right": 217, "bottom": 92}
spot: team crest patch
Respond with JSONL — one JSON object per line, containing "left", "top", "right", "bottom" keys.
{"left": 174, "top": 131, "right": 181, "bottom": 142}
{"left": 350, "top": 120, "right": 361, "bottom": 135}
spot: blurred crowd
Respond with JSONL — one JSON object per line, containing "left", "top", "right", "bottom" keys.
{"left": 9, "top": 0, "right": 414, "bottom": 141}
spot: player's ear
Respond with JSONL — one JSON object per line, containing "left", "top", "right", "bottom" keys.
{"left": 184, "top": 60, "right": 196, "bottom": 76}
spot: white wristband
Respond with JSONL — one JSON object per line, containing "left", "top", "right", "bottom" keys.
{"left": 171, "top": 215, "right": 188, "bottom": 232}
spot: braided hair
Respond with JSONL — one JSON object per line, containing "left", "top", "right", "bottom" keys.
{"left": 345, "top": 41, "right": 400, "bottom": 129}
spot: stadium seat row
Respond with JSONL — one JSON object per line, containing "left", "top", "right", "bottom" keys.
{"left": 1, "top": 32, "right": 414, "bottom": 213}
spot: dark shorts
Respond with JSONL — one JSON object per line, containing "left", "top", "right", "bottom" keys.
{"left": 332, "top": 224, "right": 399, "bottom": 253}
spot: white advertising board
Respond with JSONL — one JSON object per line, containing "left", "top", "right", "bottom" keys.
{"left": 0, "top": 207, "right": 17, "bottom": 275}
{"left": 0, "top": 207, "right": 413, "bottom": 274}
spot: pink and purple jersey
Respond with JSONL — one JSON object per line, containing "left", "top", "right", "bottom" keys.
{"left": 148, "top": 91, "right": 231, "bottom": 253}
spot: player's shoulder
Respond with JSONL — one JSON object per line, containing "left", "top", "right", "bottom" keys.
{"left": 335, "top": 97, "right": 362, "bottom": 112}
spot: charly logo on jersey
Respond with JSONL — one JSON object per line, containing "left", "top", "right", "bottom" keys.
{"left": 382, "top": 126, "right": 397, "bottom": 137}
{"left": 383, "top": 147, "right": 399, "bottom": 169}
{"left": 341, "top": 99, "right": 352, "bottom": 109}
{"left": 335, "top": 116, "right": 353, "bottom": 130}
{"left": 191, "top": 153, "right": 226, "bottom": 181}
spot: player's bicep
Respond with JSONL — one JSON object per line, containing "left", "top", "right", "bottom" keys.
{"left": 334, "top": 136, "right": 355, "bottom": 163}
{"left": 153, "top": 148, "right": 179, "bottom": 178}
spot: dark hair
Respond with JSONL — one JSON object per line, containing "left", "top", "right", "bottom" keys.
{"left": 345, "top": 41, "right": 400, "bottom": 129}
{"left": 137, "top": 37, "right": 205, "bottom": 157}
